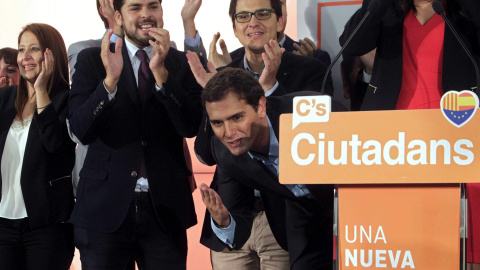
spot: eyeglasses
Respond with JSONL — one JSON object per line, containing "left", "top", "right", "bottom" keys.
{"left": 234, "top": 9, "right": 275, "bottom": 23}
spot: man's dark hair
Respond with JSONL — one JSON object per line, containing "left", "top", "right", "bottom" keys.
{"left": 0, "top": 47, "right": 18, "bottom": 68}
{"left": 96, "top": 0, "right": 109, "bottom": 29}
{"left": 202, "top": 68, "right": 265, "bottom": 111}
{"left": 229, "top": 0, "right": 282, "bottom": 26}
{"left": 113, "top": 0, "right": 162, "bottom": 12}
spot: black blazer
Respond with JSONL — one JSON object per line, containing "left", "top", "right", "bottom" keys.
{"left": 340, "top": 0, "right": 480, "bottom": 110}
{"left": 68, "top": 40, "right": 203, "bottom": 233}
{"left": 199, "top": 92, "right": 347, "bottom": 270}
{"left": 226, "top": 51, "right": 333, "bottom": 96}
{"left": 0, "top": 86, "right": 75, "bottom": 229}
{"left": 230, "top": 35, "right": 332, "bottom": 67}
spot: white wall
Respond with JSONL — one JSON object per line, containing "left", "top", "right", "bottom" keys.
{"left": 297, "top": 0, "right": 362, "bottom": 107}
{"left": 0, "top": 0, "right": 241, "bottom": 53}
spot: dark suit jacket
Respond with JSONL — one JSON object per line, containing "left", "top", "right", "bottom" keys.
{"left": 0, "top": 86, "right": 75, "bottom": 229}
{"left": 230, "top": 35, "right": 332, "bottom": 67}
{"left": 227, "top": 51, "right": 333, "bottom": 96}
{"left": 68, "top": 39, "right": 202, "bottom": 233}
{"left": 199, "top": 92, "right": 347, "bottom": 270}
{"left": 340, "top": 0, "right": 480, "bottom": 110}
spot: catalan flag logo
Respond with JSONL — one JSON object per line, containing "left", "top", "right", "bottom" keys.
{"left": 441, "top": 91, "right": 479, "bottom": 127}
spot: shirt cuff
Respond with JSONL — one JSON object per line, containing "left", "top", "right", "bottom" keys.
{"left": 264, "top": 81, "right": 279, "bottom": 97}
{"left": 184, "top": 31, "right": 201, "bottom": 47}
{"left": 103, "top": 80, "right": 117, "bottom": 100}
{"left": 211, "top": 214, "right": 236, "bottom": 248}
{"left": 155, "top": 83, "right": 166, "bottom": 94}
{"left": 361, "top": 69, "right": 372, "bottom": 84}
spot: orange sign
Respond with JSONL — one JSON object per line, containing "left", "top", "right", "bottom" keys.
{"left": 279, "top": 108, "right": 480, "bottom": 184}
{"left": 338, "top": 184, "right": 460, "bottom": 269}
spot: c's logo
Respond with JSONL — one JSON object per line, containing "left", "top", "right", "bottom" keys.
{"left": 293, "top": 96, "right": 331, "bottom": 129}
{"left": 441, "top": 90, "right": 479, "bottom": 128}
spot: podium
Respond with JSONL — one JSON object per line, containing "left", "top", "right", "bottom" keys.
{"left": 279, "top": 94, "right": 479, "bottom": 269}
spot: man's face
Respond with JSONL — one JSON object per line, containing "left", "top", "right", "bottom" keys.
{"left": 115, "top": 0, "right": 164, "bottom": 48}
{"left": 233, "top": 0, "right": 284, "bottom": 54}
{"left": 206, "top": 92, "right": 267, "bottom": 156}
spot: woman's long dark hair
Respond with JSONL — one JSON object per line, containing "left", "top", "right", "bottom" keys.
{"left": 15, "top": 23, "right": 69, "bottom": 120}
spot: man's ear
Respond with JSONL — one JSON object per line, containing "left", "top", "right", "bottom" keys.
{"left": 114, "top": 10, "right": 122, "bottom": 28}
{"left": 276, "top": 15, "right": 285, "bottom": 33}
{"left": 233, "top": 23, "right": 238, "bottom": 39}
{"left": 258, "top": 96, "right": 267, "bottom": 118}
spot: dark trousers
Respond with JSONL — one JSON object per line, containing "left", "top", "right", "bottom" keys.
{"left": 74, "top": 192, "right": 188, "bottom": 270}
{"left": 0, "top": 217, "right": 74, "bottom": 270}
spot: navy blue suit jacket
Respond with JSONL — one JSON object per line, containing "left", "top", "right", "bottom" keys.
{"left": 230, "top": 34, "right": 331, "bottom": 67}
{"left": 68, "top": 40, "right": 202, "bottom": 233}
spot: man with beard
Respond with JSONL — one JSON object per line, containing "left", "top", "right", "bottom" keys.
{"left": 68, "top": 0, "right": 202, "bottom": 268}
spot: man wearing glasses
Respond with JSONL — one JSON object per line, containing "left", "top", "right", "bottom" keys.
{"left": 208, "top": 0, "right": 332, "bottom": 70}
{"left": 186, "top": 0, "right": 333, "bottom": 97}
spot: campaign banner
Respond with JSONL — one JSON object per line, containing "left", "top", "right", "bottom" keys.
{"left": 337, "top": 184, "right": 460, "bottom": 269}
{"left": 278, "top": 92, "right": 473, "bottom": 269}
{"left": 279, "top": 92, "right": 480, "bottom": 184}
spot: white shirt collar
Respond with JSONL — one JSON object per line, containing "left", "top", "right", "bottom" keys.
{"left": 124, "top": 37, "right": 153, "bottom": 62}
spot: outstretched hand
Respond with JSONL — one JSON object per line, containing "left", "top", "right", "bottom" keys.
{"left": 99, "top": 0, "right": 115, "bottom": 22}
{"left": 208, "top": 32, "right": 232, "bottom": 68}
{"left": 182, "top": 0, "right": 202, "bottom": 21}
{"left": 148, "top": 28, "right": 170, "bottom": 84}
{"left": 259, "top": 39, "right": 284, "bottom": 92}
{"left": 182, "top": 0, "right": 202, "bottom": 39}
{"left": 293, "top": 37, "right": 316, "bottom": 58}
{"left": 186, "top": 50, "right": 216, "bottom": 88}
{"left": 101, "top": 29, "right": 123, "bottom": 94}
{"left": 199, "top": 183, "right": 231, "bottom": 228}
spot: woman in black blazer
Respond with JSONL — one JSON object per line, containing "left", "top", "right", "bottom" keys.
{"left": 340, "top": 0, "right": 480, "bottom": 110}
{"left": 341, "top": 0, "right": 480, "bottom": 268}
{"left": 0, "top": 23, "right": 75, "bottom": 270}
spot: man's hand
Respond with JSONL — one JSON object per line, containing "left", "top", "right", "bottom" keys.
{"left": 199, "top": 184, "right": 231, "bottom": 228}
{"left": 148, "top": 28, "right": 170, "bottom": 85}
{"left": 186, "top": 50, "right": 216, "bottom": 88}
{"left": 259, "top": 39, "right": 284, "bottom": 92}
{"left": 101, "top": 29, "right": 123, "bottom": 94}
{"left": 99, "top": 0, "right": 115, "bottom": 22}
{"left": 293, "top": 37, "right": 316, "bottom": 58}
{"left": 0, "top": 77, "right": 7, "bottom": 88}
{"left": 360, "top": 48, "right": 376, "bottom": 75}
{"left": 182, "top": 0, "right": 202, "bottom": 39}
{"left": 208, "top": 32, "right": 232, "bottom": 68}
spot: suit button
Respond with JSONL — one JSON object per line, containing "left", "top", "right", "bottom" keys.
{"left": 141, "top": 141, "right": 147, "bottom": 147}
{"left": 100, "top": 100, "right": 105, "bottom": 105}
{"left": 131, "top": 171, "right": 138, "bottom": 177}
